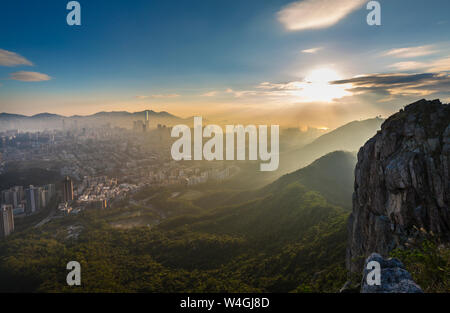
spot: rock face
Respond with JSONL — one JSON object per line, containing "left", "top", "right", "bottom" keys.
{"left": 361, "top": 253, "right": 423, "bottom": 293}
{"left": 347, "top": 99, "right": 450, "bottom": 273}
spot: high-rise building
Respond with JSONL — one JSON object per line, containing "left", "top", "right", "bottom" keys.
{"left": 25, "top": 185, "right": 42, "bottom": 214}
{"left": 41, "top": 189, "right": 49, "bottom": 208}
{"left": 1, "top": 189, "right": 13, "bottom": 205}
{"left": 1, "top": 186, "right": 24, "bottom": 207}
{"left": 44, "top": 184, "right": 55, "bottom": 201}
{"left": 0, "top": 204, "right": 14, "bottom": 238}
{"left": 63, "top": 176, "right": 74, "bottom": 203}
{"left": 145, "top": 110, "right": 150, "bottom": 131}
{"left": 11, "top": 186, "right": 24, "bottom": 207}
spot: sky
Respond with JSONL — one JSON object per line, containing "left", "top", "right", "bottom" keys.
{"left": 0, "top": 0, "right": 449, "bottom": 128}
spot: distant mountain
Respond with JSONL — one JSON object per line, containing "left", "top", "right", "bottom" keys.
{"left": 194, "top": 150, "right": 357, "bottom": 211}
{"left": 279, "top": 117, "right": 383, "bottom": 173}
{"left": 0, "top": 113, "right": 25, "bottom": 119}
{"left": 303, "top": 117, "right": 384, "bottom": 153}
{"left": 264, "top": 151, "right": 357, "bottom": 209}
{"left": 89, "top": 110, "right": 177, "bottom": 119}
{"left": 0, "top": 109, "right": 183, "bottom": 131}
{"left": 30, "top": 113, "right": 64, "bottom": 119}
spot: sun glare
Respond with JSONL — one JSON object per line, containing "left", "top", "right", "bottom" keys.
{"left": 296, "top": 67, "right": 352, "bottom": 103}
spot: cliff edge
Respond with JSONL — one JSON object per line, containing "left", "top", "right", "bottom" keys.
{"left": 346, "top": 99, "right": 450, "bottom": 273}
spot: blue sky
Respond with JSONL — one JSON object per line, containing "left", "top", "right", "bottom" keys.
{"left": 0, "top": 0, "right": 449, "bottom": 127}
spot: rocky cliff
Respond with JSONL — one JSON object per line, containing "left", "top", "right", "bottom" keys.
{"left": 346, "top": 99, "right": 450, "bottom": 273}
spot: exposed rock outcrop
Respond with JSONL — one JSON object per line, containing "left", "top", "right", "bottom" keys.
{"left": 361, "top": 253, "right": 423, "bottom": 293}
{"left": 347, "top": 99, "right": 450, "bottom": 273}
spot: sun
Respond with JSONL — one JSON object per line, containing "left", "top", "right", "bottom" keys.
{"left": 306, "top": 68, "right": 341, "bottom": 83}
{"left": 295, "top": 67, "right": 352, "bottom": 103}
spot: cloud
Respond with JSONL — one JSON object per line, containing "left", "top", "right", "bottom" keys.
{"left": 388, "top": 61, "right": 427, "bottom": 71}
{"left": 277, "top": 0, "right": 365, "bottom": 31}
{"left": 428, "top": 57, "right": 450, "bottom": 72}
{"left": 224, "top": 75, "right": 352, "bottom": 103}
{"left": 332, "top": 73, "right": 444, "bottom": 86}
{"left": 383, "top": 45, "right": 438, "bottom": 58}
{"left": 10, "top": 71, "right": 51, "bottom": 82}
{"left": 151, "top": 94, "right": 180, "bottom": 98}
{"left": 332, "top": 72, "right": 450, "bottom": 99}
{"left": 301, "top": 47, "right": 323, "bottom": 54}
{"left": 257, "top": 81, "right": 305, "bottom": 91}
{"left": 388, "top": 57, "right": 450, "bottom": 72}
{"left": 0, "top": 49, "right": 33, "bottom": 66}
{"left": 226, "top": 88, "right": 258, "bottom": 98}
{"left": 201, "top": 91, "right": 217, "bottom": 97}
{"left": 135, "top": 95, "right": 150, "bottom": 99}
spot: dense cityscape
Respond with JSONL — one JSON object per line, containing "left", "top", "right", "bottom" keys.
{"left": 0, "top": 113, "right": 239, "bottom": 238}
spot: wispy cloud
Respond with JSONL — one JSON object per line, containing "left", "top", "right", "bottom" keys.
{"left": 151, "top": 94, "right": 180, "bottom": 98}
{"left": 277, "top": 0, "right": 365, "bottom": 31}
{"left": 226, "top": 88, "right": 258, "bottom": 98}
{"left": 428, "top": 57, "right": 450, "bottom": 72}
{"left": 201, "top": 91, "right": 217, "bottom": 97}
{"left": 388, "top": 61, "right": 427, "bottom": 71}
{"left": 301, "top": 47, "right": 323, "bottom": 54}
{"left": 10, "top": 71, "right": 51, "bottom": 82}
{"left": 0, "top": 49, "right": 33, "bottom": 66}
{"left": 135, "top": 95, "right": 150, "bottom": 99}
{"left": 389, "top": 57, "right": 450, "bottom": 72}
{"left": 383, "top": 45, "right": 438, "bottom": 58}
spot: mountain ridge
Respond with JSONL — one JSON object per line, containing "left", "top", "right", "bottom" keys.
{"left": 0, "top": 109, "right": 179, "bottom": 119}
{"left": 279, "top": 117, "right": 383, "bottom": 174}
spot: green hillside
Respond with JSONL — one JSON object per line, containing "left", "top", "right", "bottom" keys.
{"left": 264, "top": 151, "right": 356, "bottom": 209}
{"left": 0, "top": 152, "right": 355, "bottom": 292}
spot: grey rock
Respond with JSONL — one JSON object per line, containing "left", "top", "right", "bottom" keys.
{"left": 361, "top": 253, "right": 423, "bottom": 293}
{"left": 346, "top": 99, "right": 450, "bottom": 273}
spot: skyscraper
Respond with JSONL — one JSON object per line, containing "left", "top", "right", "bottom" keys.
{"left": 0, "top": 204, "right": 14, "bottom": 238}
{"left": 25, "top": 185, "right": 42, "bottom": 214}
{"left": 45, "top": 184, "right": 55, "bottom": 200}
{"left": 63, "top": 176, "right": 74, "bottom": 203}
{"left": 41, "top": 189, "right": 49, "bottom": 208}
{"left": 145, "top": 110, "right": 150, "bottom": 131}
{"left": 1, "top": 186, "right": 24, "bottom": 208}
{"left": 11, "top": 186, "right": 24, "bottom": 207}
{"left": 1, "top": 189, "right": 13, "bottom": 205}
